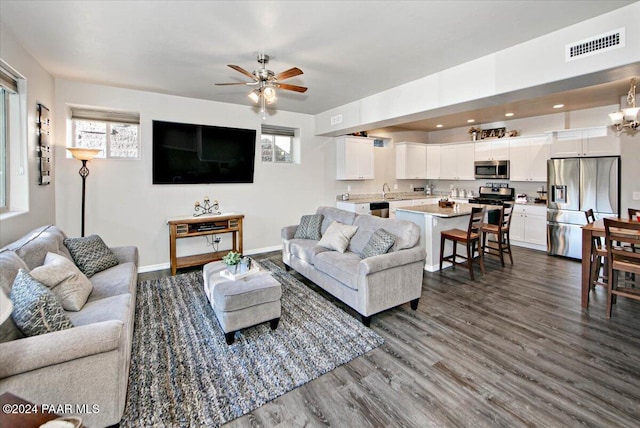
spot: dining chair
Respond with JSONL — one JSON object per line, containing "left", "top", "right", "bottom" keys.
{"left": 629, "top": 208, "right": 640, "bottom": 221}
{"left": 440, "top": 207, "right": 485, "bottom": 280}
{"left": 481, "top": 203, "right": 514, "bottom": 267}
{"left": 585, "top": 208, "right": 607, "bottom": 290}
{"left": 604, "top": 218, "right": 640, "bottom": 318}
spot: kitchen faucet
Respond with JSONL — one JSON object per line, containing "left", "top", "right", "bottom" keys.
{"left": 382, "top": 183, "right": 391, "bottom": 198}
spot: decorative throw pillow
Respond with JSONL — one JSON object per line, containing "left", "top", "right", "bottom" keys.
{"left": 30, "top": 252, "right": 93, "bottom": 311}
{"left": 64, "top": 235, "right": 119, "bottom": 278}
{"left": 294, "top": 214, "right": 324, "bottom": 240}
{"left": 361, "top": 229, "right": 396, "bottom": 259}
{"left": 9, "top": 270, "right": 73, "bottom": 337}
{"left": 317, "top": 221, "right": 359, "bottom": 253}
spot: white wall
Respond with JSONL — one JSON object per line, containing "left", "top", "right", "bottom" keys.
{"left": 0, "top": 26, "right": 56, "bottom": 246}
{"left": 54, "top": 80, "right": 330, "bottom": 270}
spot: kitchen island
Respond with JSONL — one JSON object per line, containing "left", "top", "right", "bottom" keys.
{"left": 396, "top": 203, "right": 497, "bottom": 272}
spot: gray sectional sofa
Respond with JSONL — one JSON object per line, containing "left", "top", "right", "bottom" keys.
{"left": 0, "top": 225, "right": 138, "bottom": 428}
{"left": 282, "top": 206, "right": 425, "bottom": 325}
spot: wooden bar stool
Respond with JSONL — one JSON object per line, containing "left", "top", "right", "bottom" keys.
{"left": 440, "top": 207, "right": 485, "bottom": 280}
{"left": 481, "top": 203, "right": 514, "bottom": 267}
{"left": 604, "top": 218, "right": 640, "bottom": 318}
{"left": 585, "top": 208, "right": 607, "bottom": 290}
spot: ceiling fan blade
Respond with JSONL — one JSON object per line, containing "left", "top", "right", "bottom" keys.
{"left": 275, "top": 67, "right": 303, "bottom": 81}
{"left": 228, "top": 64, "right": 257, "bottom": 80}
{"left": 215, "top": 82, "right": 257, "bottom": 86}
{"left": 277, "top": 83, "right": 308, "bottom": 93}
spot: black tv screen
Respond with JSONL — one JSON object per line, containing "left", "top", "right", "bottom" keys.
{"left": 152, "top": 120, "right": 256, "bottom": 184}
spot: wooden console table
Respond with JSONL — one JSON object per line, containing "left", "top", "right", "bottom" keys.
{"left": 168, "top": 213, "right": 244, "bottom": 275}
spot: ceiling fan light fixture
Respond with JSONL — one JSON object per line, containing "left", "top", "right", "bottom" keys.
{"left": 263, "top": 86, "right": 277, "bottom": 103}
{"left": 609, "top": 77, "right": 638, "bottom": 131}
{"left": 248, "top": 89, "right": 260, "bottom": 103}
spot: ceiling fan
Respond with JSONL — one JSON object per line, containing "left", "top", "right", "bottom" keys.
{"left": 215, "top": 53, "right": 308, "bottom": 119}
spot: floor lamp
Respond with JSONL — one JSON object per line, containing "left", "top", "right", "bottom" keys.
{"left": 67, "top": 148, "right": 102, "bottom": 237}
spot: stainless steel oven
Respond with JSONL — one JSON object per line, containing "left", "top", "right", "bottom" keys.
{"left": 474, "top": 160, "right": 510, "bottom": 179}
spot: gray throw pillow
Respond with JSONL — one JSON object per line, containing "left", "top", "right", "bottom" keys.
{"left": 294, "top": 214, "right": 324, "bottom": 240}
{"left": 9, "top": 269, "right": 74, "bottom": 337}
{"left": 361, "top": 229, "right": 396, "bottom": 259}
{"left": 30, "top": 252, "right": 93, "bottom": 311}
{"left": 317, "top": 221, "right": 359, "bottom": 253}
{"left": 64, "top": 235, "right": 119, "bottom": 278}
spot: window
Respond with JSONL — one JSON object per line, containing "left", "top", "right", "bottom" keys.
{"left": 0, "top": 64, "right": 20, "bottom": 213}
{"left": 261, "top": 125, "right": 295, "bottom": 163}
{"left": 0, "top": 88, "right": 8, "bottom": 210}
{"left": 70, "top": 107, "right": 140, "bottom": 158}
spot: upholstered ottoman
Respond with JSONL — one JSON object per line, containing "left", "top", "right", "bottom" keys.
{"left": 203, "top": 261, "right": 282, "bottom": 344}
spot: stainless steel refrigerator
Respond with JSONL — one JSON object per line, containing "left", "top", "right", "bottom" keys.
{"left": 547, "top": 156, "right": 620, "bottom": 259}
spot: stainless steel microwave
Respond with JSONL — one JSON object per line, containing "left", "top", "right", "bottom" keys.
{"left": 474, "top": 160, "right": 510, "bottom": 179}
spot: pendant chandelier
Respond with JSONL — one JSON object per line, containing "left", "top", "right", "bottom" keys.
{"left": 608, "top": 78, "right": 639, "bottom": 131}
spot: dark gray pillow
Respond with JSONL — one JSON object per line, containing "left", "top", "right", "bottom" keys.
{"left": 361, "top": 229, "right": 396, "bottom": 259}
{"left": 294, "top": 214, "right": 324, "bottom": 240}
{"left": 64, "top": 235, "right": 119, "bottom": 277}
{"left": 9, "top": 269, "right": 73, "bottom": 337}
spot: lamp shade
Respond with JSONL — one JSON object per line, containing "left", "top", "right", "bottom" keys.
{"left": 0, "top": 288, "right": 13, "bottom": 325}
{"left": 608, "top": 111, "right": 624, "bottom": 126}
{"left": 67, "top": 147, "right": 102, "bottom": 161}
{"left": 623, "top": 107, "right": 640, "bottom": 122}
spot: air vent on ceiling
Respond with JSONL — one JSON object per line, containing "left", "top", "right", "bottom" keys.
{"left": 566, "top": 27, "right": 624, "bottom": 62}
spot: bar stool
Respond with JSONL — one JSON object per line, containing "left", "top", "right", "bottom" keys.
{"left": 440, "top": 207, "right": 485, "bottom": 280}
{"left": 604, "top": 218, "right": 640, "bottom": 318}
{"left": 585, "top": 208, "right": 607, "bottom": 290}
{"left": 481, "top": 203, "right": 514, "bottom": 267}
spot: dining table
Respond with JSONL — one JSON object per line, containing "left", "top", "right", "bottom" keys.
{"left": 581, "top": 217, "right": 639, "bottom": 308}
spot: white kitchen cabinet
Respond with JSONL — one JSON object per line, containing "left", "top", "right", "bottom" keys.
{"left": 550, "top": 126, "right": 620, "bottom": 158}
{"left": 396, "top": 142, "right": 427, "bottom": 179}
{"left": 510, "top": 204, "right": 547, "bottom": 250}
{"left": 474, "top": 139, "right": 509, "bottom": 161}
{"left": 509, "top": 135, "right": 550, "bottom": 182}
{"left": 335, "top": 136, "right": 374, "bottom": 180}
{"left": 336, "top": 201, "right": 370, "bottom": 215}
{"left": 426, "top": 145, "right": 441, "bottom": 179}
{"left": 440, "top": 143, "right": 475, "bottom": 180}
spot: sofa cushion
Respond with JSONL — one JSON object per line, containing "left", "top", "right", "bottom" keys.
{"left": 361, "top": 229, "right": 396, "bottom": 259}
{"left": 316, "top": 206, "right": 358, "bottom": 234}
{"left": 314, "top": 251, "right": 361, "bottom": 290}
{"left": 294, "top": 214, "right": 324, "bottom": 240}
{"left": 87, "top": 261, "right": 137, "bottom": 302}
{"left": 318, "top": 221, "right": 359, "bottom": 253}
{"left": 9, "top": 270, "right": 74, "bottom": 337}
{"left": 67, "top": 293, "right": 131, "bottom": 327}
{"left": 288, "top": 240, "right": 329, "bottom": 265}
{"left": 5, "top": 225, "right": 74, "bottom": 270}
{"left": 64, "top": 235, "right": 120, "bottom": 277}
{"left": 350, "top": 215, "right": 420, "bottom": 255}
{"left": 29, "top": 252, "right": 93, "bottom": 311}
{"left": 0, "top": 250, "right": 29, "bottom": 295}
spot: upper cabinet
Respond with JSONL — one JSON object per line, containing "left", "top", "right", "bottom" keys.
{"left": 550, "top": 126, "right": 620, "bottom": 158}
{"left": 396, "top": 142, "right": 427, "bottom": 179}
{"left": 474, "top": 139, "right": 509, "bottom": 161}
{"left": 509, "top": 134, "right": 550, "bottom": 182}
{"left": 336, "top": 136, "right": 374, "bottom": 180}
{"left": 426, "top": 145, "right": 441, "bottom": 180}
{"left": 439, "top": 142, "right": 475, "bottom": 180}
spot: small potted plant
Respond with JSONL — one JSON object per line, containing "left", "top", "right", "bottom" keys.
{"left": 468, "top": 127, "right": 482, "bottom": 142}
{"left": 222, "top": 251, "right": 242, "bottom": 274}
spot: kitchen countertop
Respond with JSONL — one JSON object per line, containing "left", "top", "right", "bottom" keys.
{"left": 397, "top": 203, "right": 501, "bottom": 218}
{"left": 338, "top": 195, "right": 444, "bottom": 204}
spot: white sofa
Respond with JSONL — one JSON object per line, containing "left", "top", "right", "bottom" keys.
{"left": 282, "top": 206, "right": 425, "bottom": 325}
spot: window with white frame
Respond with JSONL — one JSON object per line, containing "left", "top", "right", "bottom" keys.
{"left": 261, "top": 125, "right": 295, "bottom": 163}
{"left": 70, "top": 107, "right": 140, "bottom": 159}
{"left": 0, "top": 66, "right": 19, "bottom": 212}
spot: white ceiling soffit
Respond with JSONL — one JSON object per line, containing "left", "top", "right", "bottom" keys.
{"left": 0, "top": 1, "right": 636, "bottom": 125}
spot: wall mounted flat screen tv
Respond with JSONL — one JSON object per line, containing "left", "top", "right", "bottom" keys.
{"left": 152, "top": 120, "right": 256, "bottom": 184}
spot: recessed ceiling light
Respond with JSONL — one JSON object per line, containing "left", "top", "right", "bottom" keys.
{"left": 436, "top": 124, "right": 443, "bottom": 128}
{"left": 553, "top": 104, "right": 564, "bottom": 109}
{"left": 467, "top": 119, "right": 475, "bottom": 123}
{"left": 505, "top": 113, "right": 514, "bottom": 117}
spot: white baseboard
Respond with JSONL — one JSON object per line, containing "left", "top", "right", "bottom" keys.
{"left": 137, "top": 245, "right": 283, "bottom": 273}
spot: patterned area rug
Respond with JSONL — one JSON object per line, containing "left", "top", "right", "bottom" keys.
{"left": 120, "top": 260, "right": 383, "bottom": 427}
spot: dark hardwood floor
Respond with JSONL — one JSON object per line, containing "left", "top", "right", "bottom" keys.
{"left": 140, "top": 247, "right": 640, "bottom": 427}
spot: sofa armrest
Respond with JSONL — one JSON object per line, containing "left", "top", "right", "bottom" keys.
{"left": 281, "top": 225, "right": 299, "bottom": 240}
{"left": 110, "top": 246, "right": 139, "bottom": 267}
{"left": 359, "top": 246, "right": 426, "bottom": 276}
{"left": 0, "top": 320, "right": 123, "bottom": 379}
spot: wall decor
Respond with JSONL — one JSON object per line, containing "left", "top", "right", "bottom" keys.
{"left": 37, "top": 104, "right": 51, "bottom": 185}
{"left": 480, "top": 127, "right": 506, "bottom": 139}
